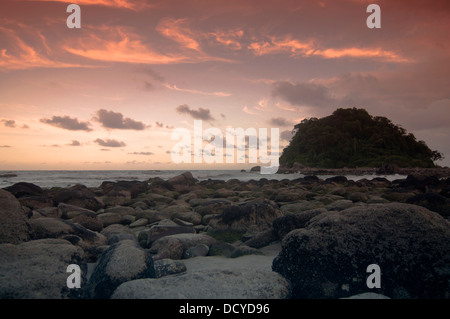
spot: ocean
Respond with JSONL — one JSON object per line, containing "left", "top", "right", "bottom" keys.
{"left": 0, "top": 170, "right": 407, "bottom": 189}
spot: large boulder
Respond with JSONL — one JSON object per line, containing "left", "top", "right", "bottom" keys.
{"left": 167, "top": 171, "right": 198, "bottom": 186}
{"left": 0, "top": 189, "right": 30, "bottom": 244}
{"left": 111, "top": 254, "right": 291, "bottom": 299}
{"left": 87, "top": 240, "right": 155, "bottom": 298}
{"left": 0, "top": 238, "right": 87, "bottom": 298}
{"left": 272, "top": 203, "right": 450, "bottom": 299}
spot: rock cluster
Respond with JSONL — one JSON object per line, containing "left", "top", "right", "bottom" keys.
{"left": 0, "top": 171, "right": 449, "bottom": 299}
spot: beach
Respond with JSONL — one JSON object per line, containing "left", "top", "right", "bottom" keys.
{"left": 0, "top": 170, "right": 449, "bottom": 299}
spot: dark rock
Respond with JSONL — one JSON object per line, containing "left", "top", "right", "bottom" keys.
{"left": 244, "top": 228, "right": 278, "bottom": 248}
{"left": 192, "top": 199, "right": 232, "bottom": 216}
{"left": 100, "top": 181, "right": 149, "bottom": 199}
{"left": 138, "top": 225, "right": 196, "bottom": 248}
{"left": 208, "top": 241, "right": 235, "bottom": 257}
{"left": 0, "top": 189, "right": 30, "bottom": 244}
{"left": 3, "top": 182, "right": 43, "bottom": 198}
{"left": 58, "top": 203, "right": 96, "bottom": 219}
{"left": 87, "top": 240, "right": 155, "bottom": 298}
{"left": 51, "top": 184, "right": 104, "bottom": 211}
{"left": 69, "top": 214, "right": 103, "bottom": 232}
{"left": 399, "top": 175, "right": 441, "bottom": 193}
{"left": 325, "top": 176, "right": 348, "bottom": 185}
{"left": 272, "top": 208, "right": 327, "bottom": 240}
{"left": 406, "top": 193, "right": 450, "bottom": 218}
{"left": 209, "top": 200, "right": 283, "bottom": 233}
{"left": 167, "top": 171, "right": 197, "bottom": 186}
{"left": 273, "top": 203, "right": 450, "bottom": 299}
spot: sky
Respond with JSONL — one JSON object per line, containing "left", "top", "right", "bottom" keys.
{"left": 0, "top": 0, "right": 449, "bottom": 170}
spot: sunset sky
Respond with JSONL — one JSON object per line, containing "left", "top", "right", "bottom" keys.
{"left": 1, "top": 0, "right": 449, "bottom": 170}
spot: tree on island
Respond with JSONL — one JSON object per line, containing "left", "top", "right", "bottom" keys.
{"left": 279, "top": 108, "right": 443, "bottom": 169}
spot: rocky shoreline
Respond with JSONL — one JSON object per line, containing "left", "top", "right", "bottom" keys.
{"left": 1, "top": 171, "right": 449, "bottom": 299}
{"left": 274, "top": 163, "right": 450, "bottom": 178}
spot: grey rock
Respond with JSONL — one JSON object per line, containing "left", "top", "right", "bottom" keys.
{"left": 97, "top": 212, "right": 122, "bottom": 227}
{"left": 129, "top": 218, "right": 148, "bottom": 228}
{"left": 0, "top": 239, "right": 87, "bottom": 298}
{"left": 58, "top": 203, "right": 96, "bottom": 220}
{"left": 111, "top": 254, "right": 291, "bottom": 299}
{"left": 104, "top": 206, "right": 136, "bottom": 217}
{"left": 87, "top": 240, "right": 155, "bottom": 298}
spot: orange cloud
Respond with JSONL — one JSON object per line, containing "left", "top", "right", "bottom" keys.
{"left": 248, "top": 36, "right": 410, "bottom": 63}
{"left": 64, "top": 27, "right": 185, "bottom": 64}
{"left": 0, "top": 27, "right": 83, "bottom": 70}
{"left": 314, "top": 47, "right": 410, "bottom": 62}
{"left": 164, "top": 83, "right": 231, "bottom": 97}
{"left": 209, "top": 29, "right": 244, "bottom": 50}
{"left": 156, "top": 18, "right": 201, "bottom": 51}
{"left": 28, "top": 0, "right": 149, "bottom": 10}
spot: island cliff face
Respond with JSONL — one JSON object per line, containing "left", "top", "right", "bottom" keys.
{"left": 279, "top": 108, "right": 443, "bottom": 169}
